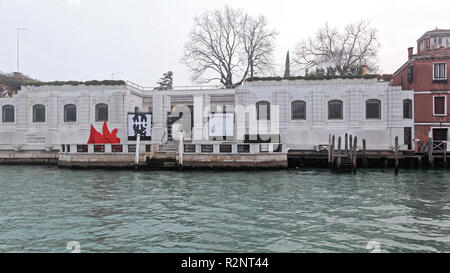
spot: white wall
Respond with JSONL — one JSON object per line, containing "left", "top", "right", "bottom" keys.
{"left": 0, "top": 84, "right": 135, "bottom": 150}
{"left": 236, "top": 79, "right": 414, "bottom": 150}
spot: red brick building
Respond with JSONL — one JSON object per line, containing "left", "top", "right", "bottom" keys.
{"left": 393, "top": 29, "right": 450, "bottom": 149}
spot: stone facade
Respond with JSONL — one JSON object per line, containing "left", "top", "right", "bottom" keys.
{"left": 236, "top": 79, "right": 414, "bottom": 150}
{"left": 0, "top": 79, "right": 414, "bottom": 156}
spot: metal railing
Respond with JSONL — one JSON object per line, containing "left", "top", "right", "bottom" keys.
{"left": 126, "top": 80, "right": 224, "bottom": 92}
{"left": 183, "top": 143, "right": 283, "bottom": 154}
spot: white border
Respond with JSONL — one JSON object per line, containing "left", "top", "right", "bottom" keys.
{"left": 433, "top": 95, "right": 447, "bottom": 116}
{"left": 432, "top": 62, "right": 447, "bottom": 81}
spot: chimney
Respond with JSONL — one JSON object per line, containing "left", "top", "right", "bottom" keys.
{"left": 361, "top": 65, "right": 367, "bottom": 75}
{"left": 408, "top": 47, "right": 414, "bottom": 59}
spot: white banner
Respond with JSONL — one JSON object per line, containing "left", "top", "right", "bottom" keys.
{"left": 128, "top": 113, "right": 152, "bottom": 140}
{"left": 209, "top": 113, "right": 234, "bottom": 137}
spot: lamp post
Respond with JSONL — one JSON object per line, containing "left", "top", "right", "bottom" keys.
{"left": 16, "top": 28, "right": 28, "bottom": 73}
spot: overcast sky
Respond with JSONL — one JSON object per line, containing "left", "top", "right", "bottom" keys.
{"left": 0, "top": 0, "right": 449, "bottom": 86}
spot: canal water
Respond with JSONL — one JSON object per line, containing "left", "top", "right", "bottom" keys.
{"left": 0, "top": 166, "right": 448, "bottom": 253}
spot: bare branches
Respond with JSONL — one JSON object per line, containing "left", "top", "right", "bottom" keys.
{"left": 242, "top": 15, "right": 278, "bottom": 79}
{"left": 182, "top": 6, "right": 277, "bottom": 88}
{"left": 293, "top": 20, "right": 379, "bottom": 75}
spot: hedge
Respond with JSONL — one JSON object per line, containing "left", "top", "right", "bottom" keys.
{"left": 22, "top": 80, "right": 126, "bottom": 87}
{"left": 245, "top": 74, "right": 380, "bottom": 82}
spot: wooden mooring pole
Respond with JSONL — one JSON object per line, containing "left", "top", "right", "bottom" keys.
{"left": 331, "top": 135, "right": 335, "bottom": 168}
{"left": 345, "top": 133, "right": 348, "bottom": 153}
{"left": 349, "top": 135, "right": 352, "bottom": 152}
{"left": 337, "top": 137, "right": 342, "bottom": 172}
{"left": 349, "top": 134, "right": 353, "bottom": 162}
{"left": 395, "top": 136, "right": 399, "bottom": 175}
{"left": 428, "top": 138, "right": 434, "bottom": 168}
{"left": 328, "top": 134, "right": 332, "bottom": 168}
{"left": 352, "top": 136, "right": 357, "bottom": 174}
{"left": 444, "top": 142, "right": 447, "bottom": 169}
{"left": 362, "top": 139, "right": 368, "bottom": 168}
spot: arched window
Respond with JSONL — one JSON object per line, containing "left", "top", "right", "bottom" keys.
{"left": 95, "top": 103, "right": 108, "bottom": 122}
{"left": 64, "top": 104, "right": 77, "bottom": 122}
{"left": 256, "top": 101, "right": 270, "bottom": 120}
{"left": 366, "top": 99, "right": 381, "bottom": 119}
{"left": 291, "top": 100, "right": 306, "bottom": 120}
{"left": 403, "top": 99, "right": 412, "bottom": 119}
{"left": 33, "top": 104, "right": 46, "bottom": 123}
{"left": 2, "top": 105, "right": 14, "bottom": 123}
{"left": 328, "top": 100, "right": 343, "bottom": 120}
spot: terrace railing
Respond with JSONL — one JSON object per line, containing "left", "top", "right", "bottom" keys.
{"left": 126, "top": 80, "right": 224, "bottom": 92}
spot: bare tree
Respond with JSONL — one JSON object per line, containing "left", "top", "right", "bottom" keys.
{"left": 242, "top": 14, "right": 278, "bottom": 78}
{"left": 182, "top": 6, "right": 277, "bottom": 87}
{"left": 293, "top": 20, "right": 379, "bottom": 75}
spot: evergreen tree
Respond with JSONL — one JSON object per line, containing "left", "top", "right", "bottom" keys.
{"left": 154, "top": 71, "right": 173, "bottom": 90}
{"left": 283, "top": 51, "right": 290, "bottom": 79}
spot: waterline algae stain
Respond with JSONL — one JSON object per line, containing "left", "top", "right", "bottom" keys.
{"left": 0, "top": 166, "right": 448, "bottom": 253}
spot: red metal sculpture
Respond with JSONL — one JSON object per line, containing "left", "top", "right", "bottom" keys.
{"left": 87, "top": 121, "right": 120, "bottom": 144}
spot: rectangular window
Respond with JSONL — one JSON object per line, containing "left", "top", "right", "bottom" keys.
{"left": 2, "top": 106, "right": 15, "bottom": 123}
{"left": 366, "top": 100, "right": 381, "bottom": 119}
{"left": 145, "top": 145, "right": 151, "bottom": 153}
{"left": 64, "top": 105, "right": 77, "bottom": 122}
{"left": 407, "top": 66, "right": 414, "bottom": 83}
{"left": 201, "top": 145, "right": 213, "bottom": 153}
{"left": 66, "top": 145, "right": 70, "bottom": 153}
{"left": 128, "top": 145, "right": 136, "bottom": 153}
{"left": 112, "top": 145, "right": 123, "bottom": 153}
{"left": 94, "top": 145, "right": 105, "bottom": 153}
{"left": 433, "top": 63, "right": 447, "bottom": 80}
{"left": 291, "top": 101, "right": 306, "bottom": 120}
{"left": 77, "top": 145, "right": 88, "bottom": 153}
{"left": 184, "top": 144, "right": 196, "bottom": 153}
{"left": 33, "top": 105, "right": 45, "bottom": 122}
{"left": 403, "top": 100, "right": 413, "bottom": 119}
{"left": 61, "top": 145, "right": 65, "bottom": 152}
{"left": 237, "top": 144, "right": 250, "bottom": 153}
{"left": 328, "top": 100, "right": 343, "bottom": 120}
{"left": 433, "top": 96, "right": 446, "bottom": 115}
{"left": 219, "top": 144, "right": 232, "bottom": 153}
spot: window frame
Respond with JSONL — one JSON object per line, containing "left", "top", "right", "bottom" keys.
{"left": 32, "top": 104, "right": 46, "bottom": 123}
{"left": 2, "top": 104, "right": 15, "bottom": 123}
{"left": 403, "top": 99, "right": 413, "bottom": 119}
{"left": 433, "top": 63, "right": 447, "bottom": 81}
{"left": 95, "top": 103, "right": 109, "bottom": 122}
{"left": 63, "top": 104, "right": 77, "bottom": 123}
{"left": 433, "top": 95, "right": 447, "bottom": 116}
{"left": 291, "top": 100, "right": 306, "bottom": 120}
{"left": 407, "top": 65, "right": 414, "bottom": 83}
{"left": 365, "top": 99, "right": 382, "bottom": 120}
{"left": 256, "top": 101, "right": 271, "bottom": 121}
{"left": 327, "top": 99, "right": 343, "bottom": 120}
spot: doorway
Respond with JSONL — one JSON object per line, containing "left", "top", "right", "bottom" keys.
{"left": 432, "top": 128, "right": 448, "bottom": 151}
{"left": 404, "top": 127, "right": 412, "bottom": 150}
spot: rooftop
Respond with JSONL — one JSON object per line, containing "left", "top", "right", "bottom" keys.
{"left": 417, "top": 28, "right": 450, "bottom": 42}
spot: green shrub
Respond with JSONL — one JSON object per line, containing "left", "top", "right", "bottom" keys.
{"left": 22, "top": 80, "right": 126, "bottom": 87}
{"left": 246, "top": 74, "right": 379, "bottom": 82}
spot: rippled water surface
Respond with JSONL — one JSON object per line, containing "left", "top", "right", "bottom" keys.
{"left": 0, "top": 166, "right": 449, "bottom": 252}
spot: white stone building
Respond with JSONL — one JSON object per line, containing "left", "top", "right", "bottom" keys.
{"left": 0, "top": 78, "right": 414, "bottom": 154}
{"left": 236, "top": 78, "right": 414, "bottom": 150}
